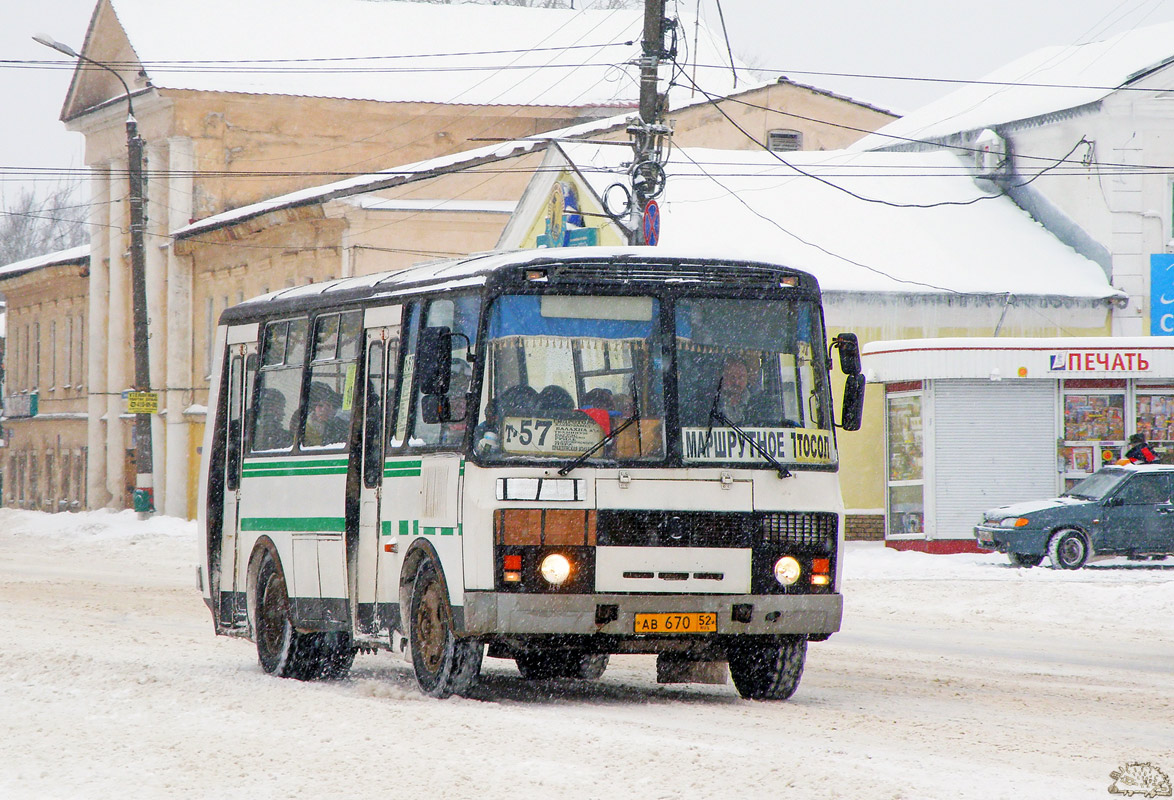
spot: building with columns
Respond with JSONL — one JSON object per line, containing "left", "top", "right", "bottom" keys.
{"left": 14, "top": 0, "right": 897, "bottom": 517}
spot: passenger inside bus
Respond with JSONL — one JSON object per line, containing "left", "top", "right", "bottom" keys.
{"left": 302, "top": 382, "right": 349, "bottom": 447}
{"left": 254, "top": 388, "right": 293, "bottom": 450}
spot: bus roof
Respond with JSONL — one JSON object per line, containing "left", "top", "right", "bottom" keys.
{"left": 219, "top": 246, "right": 820, "bottom": 323}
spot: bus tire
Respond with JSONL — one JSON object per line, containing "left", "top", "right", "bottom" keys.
{"left": 728, "top": 635, "right": 806, "bottom": 701}
{"left": 515, "top": 651, "right": 609, "bottom": 680}
{"left": 409, "top": 558, "right": 482, "bottom": 698}
{"left": 255, "top": 551, "right": 354, "bottom": 681}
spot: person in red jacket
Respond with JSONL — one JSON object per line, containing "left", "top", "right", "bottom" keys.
{"left": 1125, "top": 432, "right": 1159, "bottom": 464}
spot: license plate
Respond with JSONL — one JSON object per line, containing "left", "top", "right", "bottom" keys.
{"left": 634, "top": 612, "right": 717, "bottom": 634}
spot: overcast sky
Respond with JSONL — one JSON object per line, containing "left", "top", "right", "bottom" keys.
{"left": 4, "top": 0, "right": 1174, "bottom": 205}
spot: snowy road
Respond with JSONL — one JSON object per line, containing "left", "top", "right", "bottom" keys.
{"left": 0, "top": 509, "right": 1170, "bottom": 799}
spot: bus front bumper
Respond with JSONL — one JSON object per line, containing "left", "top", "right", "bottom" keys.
{"left": 462, "top": 591, "right": 842, "bottom": 637}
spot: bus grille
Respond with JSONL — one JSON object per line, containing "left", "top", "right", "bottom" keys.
{"left": 597, "top": 510, "right": 836, "bottom": 551}
{"left": 761, "top": 512, "right": 838, "bottom": 548}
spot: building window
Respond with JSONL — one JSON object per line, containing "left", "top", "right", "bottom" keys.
{"left": 1061, "top": 386, "right": 1126, "bottom": 489}
{"left": 64, "top": 317, "right": 72, "bottom": 388}
{"left": 205, "top": 296, "right": 215, "bottom": 378}
{"left": 50, "top": 321, "right": 57, "bottom": 390}
{"left": 76, "top": 313, "right": 85, "bottom": 390}
{"left": 32, "top": 321, "right": 40, "bottom": 392}
{"left": 887, "top": 391, "right": 924, "bottom": 536}
{"left": 767, "top": 129, "right": 803, "bottom": 152}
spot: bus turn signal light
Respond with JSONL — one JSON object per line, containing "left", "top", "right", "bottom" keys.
{"left": 503, "top": 554, "right": 522, "bottom": 582}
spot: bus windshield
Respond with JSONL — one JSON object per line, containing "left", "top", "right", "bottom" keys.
{"left": 477, "top": 294, "right": 665, "bottom": 463}
{"left": 677, "top": 297, "right": 834, "bottom": 466}
{"left": 475, "top": 292, "right": 835, "bottom": 469}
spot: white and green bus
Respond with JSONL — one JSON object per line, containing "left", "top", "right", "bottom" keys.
{"left": 197, "top": 247, "right": 865, "bottom": 699}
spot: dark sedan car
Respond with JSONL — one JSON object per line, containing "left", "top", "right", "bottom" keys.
{"left": 975, "top": 465, "right": 1174, "bottom": 568}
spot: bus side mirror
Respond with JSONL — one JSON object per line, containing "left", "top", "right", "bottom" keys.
{"left": 832, "top": 332, "right": 862, "bottom": 375}
{"left": 420, "top": 393, "right": 451, "bottom": 425}
{"left": 418, "top": 326, "right": 453, "bottom": 396}
{"left": 840, "top": 372, "right": 866, "bottom": 431}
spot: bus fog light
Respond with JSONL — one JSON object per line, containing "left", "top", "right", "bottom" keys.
{"left": 773, "top": 556, "right": 801, "bottom": 586}
{"left": 540, "top": 553, "right": 572, "bottom": 585}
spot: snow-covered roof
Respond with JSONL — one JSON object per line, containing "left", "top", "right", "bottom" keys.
{"left": 222, "top": 244, "right": 820, "bottom": 318}
{"left": 559, "top": 143, "right": 1119, "bottom": 299}
{"left": 0, "top": 245, "right": 89, "bottom": 282}
{"left": 102, "top": 0, "right": 741, "bottom": 109}
{"left": 855, "top": 20, "right": 1174, "bottom": 149}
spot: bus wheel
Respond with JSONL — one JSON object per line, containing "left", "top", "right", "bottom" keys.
{"left": 255, "top": 552, "right": 354, "bottom": 681}
{"left": 728, "top": 636, "right": 806, "bottom": 701}
{"left": 409, "top": 559, "right": 482, "bottom": 698}
{"left": 515, "top": 651, "right": 609, "bottom": 680}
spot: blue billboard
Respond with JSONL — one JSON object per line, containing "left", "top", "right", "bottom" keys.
{"left": 1150, "top": 254, "right": 1174, "bottom": 335}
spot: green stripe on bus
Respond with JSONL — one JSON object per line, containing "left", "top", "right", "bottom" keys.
{"left": 384, "top": 469, "right": 421, "bottom": 478}
{"left": 381, "top": 520, "right": 392, "bottom": 536}
{"left": 240, "top": 517, "right": 345, "bottom": 532}
{"left": 387, "top": 519, "right": 463, "bottom": 537}
{"left": 244, "top": 467, "right": 348, "bottom": 478}
{"left": 243, "top": 458, "right": 349, "bottom": 470}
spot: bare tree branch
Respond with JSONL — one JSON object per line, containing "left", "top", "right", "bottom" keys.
{"left": 0, "top": 182, "right": 88, "bottom": 266}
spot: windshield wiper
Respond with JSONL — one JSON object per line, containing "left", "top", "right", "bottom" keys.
{"left": 558, "top": 383, "right": 642, "bottom": 476}
{"left": 709, "top": 406, "right": 792, "bottom": 479}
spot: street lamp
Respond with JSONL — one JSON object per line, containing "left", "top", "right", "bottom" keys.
{"left": 34, "top": 33, "right": 155, "bottom": 516}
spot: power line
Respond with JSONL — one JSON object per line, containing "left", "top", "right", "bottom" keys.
{"left": 672, "top": 66, "right": 1100, "bottom": 209}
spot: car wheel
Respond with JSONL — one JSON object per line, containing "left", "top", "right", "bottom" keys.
{"left": 1007, "top": 552, "right": 1044, "bottom": 568}
{"left": 1048, "top": 529, "right": 1090, "bottom": 570}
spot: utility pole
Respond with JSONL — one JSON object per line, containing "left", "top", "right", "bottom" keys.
{"left": 34, "top": 34, "right": 155, "bottom": 517}
{"left": 627, "top": 0, "right": 672, "bottom": 245}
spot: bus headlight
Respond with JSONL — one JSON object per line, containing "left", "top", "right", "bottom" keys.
{"left": 773, "top": 556, "right": 802, "bottom": 587}
{"left": 539, "top": 553, "right": 572, "bottom": 585}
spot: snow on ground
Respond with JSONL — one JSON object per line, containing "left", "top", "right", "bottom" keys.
{"left": 0, "top": 508, "right": 1170, "bottom": 799}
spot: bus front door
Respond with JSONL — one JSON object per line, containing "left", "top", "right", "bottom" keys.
{"left": 356, "top": 310, "right": 401, "bottom": 636}
{"left": 217, "top": 342, "right": 254, "bottom": 629}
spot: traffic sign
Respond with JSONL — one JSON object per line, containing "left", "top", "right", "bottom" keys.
{"left": 642, "top": 199, "right": 660, "bottom": 246}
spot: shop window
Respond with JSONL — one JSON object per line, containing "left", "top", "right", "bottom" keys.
{"left": 886, "top": 393, "right": 924, "bottom": 535}
{"left": 1135, "top": 392, "right": 1174, "bottom": 462}
{"left": 1061, "top": 390, "right": 1125, "bottom": 488}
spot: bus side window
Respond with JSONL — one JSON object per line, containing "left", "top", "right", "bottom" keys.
{"left": 225, "top": 354, "right": 244, "bottom": 491}
{"left": 409, "top": 295, "right": 480, "bottom": 449}
{"left": 249, "top": 318, "right": 307, "bottom": 453}
{"left": 363, "top": 340, "right": 385, "bottom": 487}
{"left": 301, "top": 311, "right": 362, "bottom": 450}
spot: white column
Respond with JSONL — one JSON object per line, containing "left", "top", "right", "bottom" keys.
{"left": 106, "top": 158, "right": 130, "bottom": 507}
{"left": 86, "top": 168, "right": 111, "bottom": 509}
{"left": 164, "top": 137, "right": 195, "bottom": 519}
{"left": 145, "top": 140, "right": 168, "bottom": 510}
